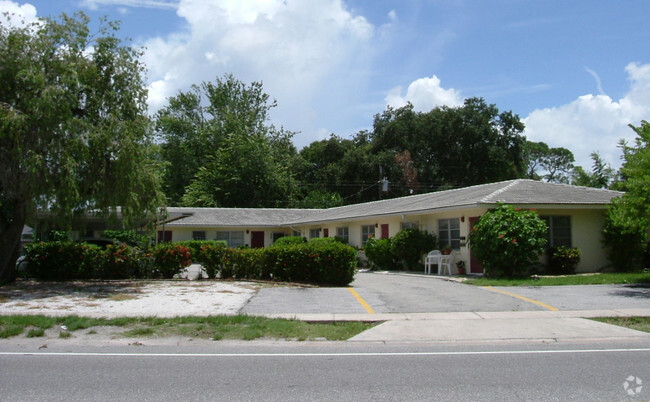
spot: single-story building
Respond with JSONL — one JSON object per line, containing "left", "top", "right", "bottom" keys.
{"left": 158, "top": 179, "right": 623, "bottom": 274}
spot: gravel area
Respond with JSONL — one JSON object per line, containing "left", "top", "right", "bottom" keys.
{"left": 0, "top": 279, "right": 260, "bottom": 318}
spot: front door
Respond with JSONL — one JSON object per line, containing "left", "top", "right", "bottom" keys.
{"left": 251, "top": 231, "right": 265, "bottom": 248}
{"left": 381, "top": 224, "right": 389, "bottom": 239}
{"left": 468, "top": 217, "right": 483, "bottom": 274}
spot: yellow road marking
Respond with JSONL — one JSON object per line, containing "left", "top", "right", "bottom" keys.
{"left": 483, "top": 286, "right": 560, "bottom": 311}
{"left": 348, "top": 288, "right": 375, "bottom": 314}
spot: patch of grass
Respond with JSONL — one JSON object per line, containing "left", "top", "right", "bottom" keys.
{"left": 464, "top": 271, "right": 650, "bottom": 287}
{"left": 592, "top": 316, "right": 650, "bottom": 333}
{"left": 121, "top": 327, "right": 156, "bottom": 337}
{"left": 0, "top": 314, "right": 377, "bottom": 341}
{"left": 26, "top": 328, "right": 45, "bottom": 337}
{"left": 0, "top": 325, "right": 24, "bottom": 338}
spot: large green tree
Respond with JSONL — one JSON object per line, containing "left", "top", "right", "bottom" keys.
{"left": 369, "top": 98, "right": 526, "bottom": 191}
{"left": 156, "top": 75, "right": 298, "bottom": 207}
{"left": 609, "top": 121, "right": 650, "bottom": 235}
{"left": 0, "top": 13, "right": 164, "bottom": 282}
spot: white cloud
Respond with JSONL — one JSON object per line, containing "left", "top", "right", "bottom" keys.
{"left": 385, "top": 75, "right": 464, "bottom": 111}
{"left": 523, "top": 62, "right": 650, "bottom": 169}
{"left": 0, "top": 0, "right": 38, "bottom": 27}
{"left": 141, "top": 0, "right": 376, "bottom": 147}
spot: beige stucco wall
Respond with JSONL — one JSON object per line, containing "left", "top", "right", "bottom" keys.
{"left": 163, "top": 205, "right": 611, "bottom": 274}
{"left": 167, "top": 227, "right": 290, "bottom": 248}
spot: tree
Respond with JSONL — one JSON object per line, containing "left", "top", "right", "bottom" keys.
{"left": 571, "top": 152, "right": 617, "bottom": 188}
{"left": 523, "top": 141, "right": 550, "bottom": 179}
{"left": 369, "top": 98, "right": 526, "bottom": 191}
{"left": 156, "top": 75, "right": 298, "bottom": 208}
{"left": 606, "top": 121, "right": 650, "bottom": 268}
{"left": 540, "top": 147, "right": 575, "bottom": 183}
{"left": 0, "top": 13, "right": 164, "bottom": 283}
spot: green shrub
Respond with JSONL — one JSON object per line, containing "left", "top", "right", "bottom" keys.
{"left": 152, "top": 244, "right": 192, "bottom": 279}
{"left": 602, "top": 213, "right": 646, "bottom": 272}
{"left": 364, "top": 237, "right": 398, "bottom": 270}
{"left": 263, "top": 241, "right": 356, "bottom": 285}
{"left": 390, "top": 229, "right": 437, "bottom": 270}
{"left": 196, "top": 242, "right": 228, "bottom": 279}
{"left": 24, "top": 241, "right": 102, "bottom": 280}
{"left": 469, "top": 204, "right": 548, "bottom": 278}
{"left": 103, "top": 230, "right": 149, "bottom": 248}
{"left": 101, "top": 243, "right": 142, "bottom": 279}
{"left": 546, "top": 246, "right": 581, "bottom": 275}
{"left": 271, "top": 236, "right": 307, "bottom": 247}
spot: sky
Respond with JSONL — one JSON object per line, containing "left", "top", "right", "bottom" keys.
{"left": 2, "top": 0, "right": 650, "bottom": 170}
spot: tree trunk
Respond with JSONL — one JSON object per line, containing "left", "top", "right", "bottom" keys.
{"left": 0, "top": 209, "right": 27, "bottom": 285}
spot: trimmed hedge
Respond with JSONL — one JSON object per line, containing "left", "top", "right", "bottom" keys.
{"left": 24, "top": 241, "right": 102, "bottom": 280}
{"left": 195, "top": 239, "right": 356, "bottom": 285}
{"left": 21, "top": 238, "right": 357, "bottom": 285}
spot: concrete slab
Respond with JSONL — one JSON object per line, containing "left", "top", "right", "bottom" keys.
{"left": 348, "top": 316, "right": 650, "bottom": 343}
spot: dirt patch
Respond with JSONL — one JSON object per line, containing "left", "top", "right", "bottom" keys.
{"left": 0, "top": 280, "right": 261, "bottom": 318}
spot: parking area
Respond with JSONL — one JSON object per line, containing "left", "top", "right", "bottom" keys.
{"left": 241, "top": 271, "right": 650, "bottom": 315}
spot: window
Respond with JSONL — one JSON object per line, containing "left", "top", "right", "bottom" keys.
{"left": 192, "top": 231, "right": 206, "bottom": 241}
{"left": 310, "top": 228, "right": 320, "bottom": 240}
{"left": 216, "top": 231, "right": 244, "bottom": 248}
{"left": 541, "top": 216, "right": 572, "bottom": 247}
{"left": 336, "top": 227, "right": 349, "bottom": 244}
{"left": 438, "top": 218, "right": 461, "bottom": 250}
{"left": 401, "top": 222, "right": 419, "bottom": 230}
{"left": 361, "top": 225, "right": 375, "bottom": 246}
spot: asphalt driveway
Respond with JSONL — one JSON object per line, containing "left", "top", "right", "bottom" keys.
{"left": 241, "top": 271, "right": 650, "bottom": 315}
{"left": 241, "top": 272, "right": 540, "bottom": 315}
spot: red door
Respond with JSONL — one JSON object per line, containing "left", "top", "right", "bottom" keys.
{"left": 468, "top": 217, "right": 483, "bottom": 274}
{"left": 251, "top": 231, "right": 265, "bottom": 248}
{"left": 323, "top": 228, "right": 329, "bottom": 237}
{"left": 381, "top": 224, "right": 389, "bottom": 239}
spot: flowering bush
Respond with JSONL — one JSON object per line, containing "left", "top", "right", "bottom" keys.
{"left": 153, "top": 244, "right": 192, "bottom": 279}
{"left": 469, "top": 204, "right": 547, "bottom": 278}
{"left": 101, "top": 243, "right": 142, "bottom": 279}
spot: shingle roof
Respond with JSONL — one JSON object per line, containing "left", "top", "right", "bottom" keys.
{"left": 163, "top": 207, "right": 321, "bottom": 227}
{"left": 285, "top": 179, "right": 624, "bottom": 225}
{"left": 164, "top": 180, "right": 623, "bottom": 227}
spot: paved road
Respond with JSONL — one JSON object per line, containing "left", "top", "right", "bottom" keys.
{"left": 1, "top": 342, "right": 648, "bottom": 401}
{"left": 242, "top": 271, "right": 650, "bottom": 315}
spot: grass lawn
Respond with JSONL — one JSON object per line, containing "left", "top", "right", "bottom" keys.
{"left": 464, "top": 271, "right": 650, "bottom": 287}
{"left": 591, "top": 317, "right": 650, "bottom": 333}
{"left": 0, "top": 315, "right": 377, "bottom": 341}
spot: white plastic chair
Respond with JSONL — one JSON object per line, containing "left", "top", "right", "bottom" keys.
{"left": 438, "top": 250, "right": 456, "bottom": 276}
{"left": 424, "top": 250, "right": 441, "bottom": 274}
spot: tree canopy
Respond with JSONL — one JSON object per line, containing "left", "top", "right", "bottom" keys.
{"left": 0, "top": 12, "right": 164, "bottom": 282}
{"left": 155, "top": 74, "right": 298, "bottom": 207}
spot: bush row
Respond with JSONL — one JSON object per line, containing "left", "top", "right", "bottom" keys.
{"left": 195, "top": 237, "right": 356, "bottom": 286}
{"left": 23, "top": 241, "right": 193, "bottom": 280}
{"left": 22, "top": 238, "right": 357, "bottom": 286}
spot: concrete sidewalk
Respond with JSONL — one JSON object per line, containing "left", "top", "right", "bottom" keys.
{"left": 264, "top": 309, "right": 650, "bottom": 343}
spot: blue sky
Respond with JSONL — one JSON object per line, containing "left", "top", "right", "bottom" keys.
{"left": 3, "top": 0, "right": 650, "bottom": 169}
